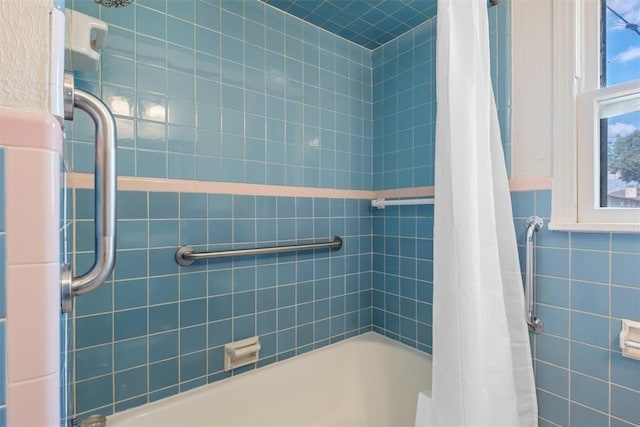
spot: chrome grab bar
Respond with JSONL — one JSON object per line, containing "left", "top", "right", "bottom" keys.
{"left": 61, "top": 75, "right": 117, "bottom": 313}
{"left": 525, "top": 216, "right": 543, "bottom": 334}
{"left": 176, "top": 236, "right": 343, "bottom": 266}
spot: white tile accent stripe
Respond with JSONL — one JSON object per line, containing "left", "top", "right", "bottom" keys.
{"left": 66, "top": 173, "right": 552, "bottom": 197}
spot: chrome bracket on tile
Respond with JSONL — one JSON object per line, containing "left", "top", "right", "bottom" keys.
{"left": 61, "top": 264, "right": 73, "bottom": 313}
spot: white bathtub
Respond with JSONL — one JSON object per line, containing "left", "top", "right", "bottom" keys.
{"left": 108, "top": 332, "right": 432, "bottom": 427}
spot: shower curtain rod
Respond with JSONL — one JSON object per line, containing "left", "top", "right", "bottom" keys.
{"left": 371, "top": 197, "right": 435, "bottom": 209}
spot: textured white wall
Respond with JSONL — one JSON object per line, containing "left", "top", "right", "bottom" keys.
{"left": 511, "top": 0, "right": 554, "bottom": 179}
{"left": 0, "top": 0, "right": 53, "bottom": 113}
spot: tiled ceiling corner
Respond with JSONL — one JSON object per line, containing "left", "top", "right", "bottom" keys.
{"left": 260, "top": 0, "right": 437, "bottom": 49}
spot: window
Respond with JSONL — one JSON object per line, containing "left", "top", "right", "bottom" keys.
{"left": 551, "top": 0, "right": 640, "bottom": 232}
{"left": 599, "top": 2, "right": 640, "bottom": 207}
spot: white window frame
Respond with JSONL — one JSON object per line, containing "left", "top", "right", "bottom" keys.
{"left": 550, "top": 0, "right": 640, "bottom": 233}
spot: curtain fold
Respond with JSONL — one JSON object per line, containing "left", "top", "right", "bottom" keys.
{"left": 429, "top": 1, "right": 538, "bottom": 425}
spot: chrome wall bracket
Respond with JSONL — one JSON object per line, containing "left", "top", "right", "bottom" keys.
{"left": 63, "top": 72, "right": 75, "bottom": 121}
{"left": 61, "top": 264, "right": 73, "bottom": 313}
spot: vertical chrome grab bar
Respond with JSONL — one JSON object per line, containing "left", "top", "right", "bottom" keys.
{"left": 525, "top": 216, "right": 544, "bottom": 334}
{"left": 61, "top": 81, "right": 117, "bottom": 313}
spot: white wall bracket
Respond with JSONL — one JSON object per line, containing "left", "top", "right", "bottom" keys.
{"left": 65, "top": 9, "right": 108, "bottom": 72}
{"left": 224, "top": 336, "right": 261, "bottom": 371}
{"left": 620, "top": 319, "right": 640, "bottom": 360}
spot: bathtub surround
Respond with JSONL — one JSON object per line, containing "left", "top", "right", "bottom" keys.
{"left": 62, "top": 1, "right": 640, "bottom": 426}
{"left": 67, "top": 0, "right": 490, "bottom": 419}
{"left": 72, "top": 188, "right": 372, "bottom": 416}
{"left": 0, "top": 0, "right": 634, "bottom": 426}
{"left": 64, "top": 0, "right": 375, "bottom": 418}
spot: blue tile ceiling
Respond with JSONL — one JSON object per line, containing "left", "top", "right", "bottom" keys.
{"left": 260, "top": 0, "right": 438, "bottom": 49}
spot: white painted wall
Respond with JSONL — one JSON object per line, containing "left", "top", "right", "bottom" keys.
{"left": 0, "top": 0, "right": 55, "bottom": 113}
{"left": 511, "top": 0, "right": 554, "bottom": 180}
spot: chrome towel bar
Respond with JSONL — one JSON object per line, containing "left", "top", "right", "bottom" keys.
{"left": 371, "top": 197, "right": 434, "bottom": 209}
{"left": 525, "top": 216, "right": 543, "bottom": 334}
{"left": 176, "top": 236, "right": 343, "bottom": 266}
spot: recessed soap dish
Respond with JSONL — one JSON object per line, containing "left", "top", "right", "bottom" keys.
{"left": 619, "top": 319, "right": 640, "bottom": 360}
{"left": 224, "top": 336, "right": 261, "bottom": 371}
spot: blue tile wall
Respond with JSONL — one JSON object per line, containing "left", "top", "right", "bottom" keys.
{"left": 66, "top": 1, "right": 638, "bottom": 424}
{"left": 0, "top": 148, "right": 6, "bottom": 427}
{"left": 261, "top": 0, "right": 438, "bottom": 49}
{"left": 488, "top": 0, "right": 512, "bottom": 175}
{"left": 371, "top": 204, "right": 433, "bottom": 352}
{"left": 66, "top": 0, "right": 372, "bottom": 190}
{"left": 372, "top": 0, "right": 511, "bottom": 191}
{"left": 72, "top": 189, "right": 372, "bottom": 417}
{"left": 368, "top": 1, "right": 510, "bottom": 351}
{"left": 372, "top": 17, "right": 436, "bottom": 190}
{"left": 512, "top": 190, "right": 640, "bottom": 427}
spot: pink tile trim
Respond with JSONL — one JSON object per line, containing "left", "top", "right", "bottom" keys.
{"left": 377, "top": 186, "right": 435, "bottom": 199}
{"left": 509, "top": 176, "right": 553, "bottom": 191}
{"left": 6, "top": 263, "right": 60, "bottom": 383}
{"left": 66, "top": 174, "right": 553, "bottom": 198}
{"left": 6, "top": 148, "right": 60, "bottom": 265}
{"left": 66, "top": 173, "right": 377, "bottom": 199}
{"left": 0, "top": 107, "right": 62, "bottom": 153}
{"left": 7, "top": 373, "right": 60, "bottom": 427}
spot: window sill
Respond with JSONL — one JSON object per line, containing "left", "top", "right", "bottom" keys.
{"left": 548, "top": 221, "right": 640, "bottom": 234}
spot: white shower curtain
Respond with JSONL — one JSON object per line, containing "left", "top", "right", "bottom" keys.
{"left": 429, "top": 0, "right": 538, "bottom": 426}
